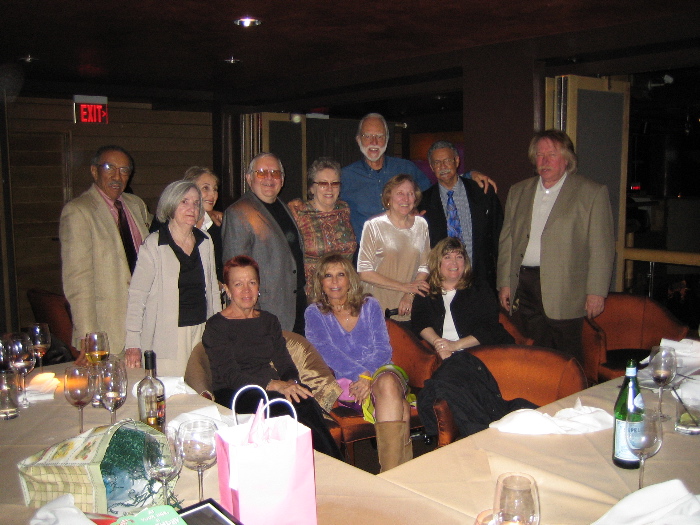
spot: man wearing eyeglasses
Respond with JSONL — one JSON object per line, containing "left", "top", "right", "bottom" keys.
{"left": 221, "top": 152, "right": 307, "bottom": 334}
{"left": 418, "top": 141, "right": 503, "bottom": 289}
{"left": 59, "top": 145, "right": 150, "bottom": 355}
{"left": 341, "top": 113, "right": 496, "bottom": 239}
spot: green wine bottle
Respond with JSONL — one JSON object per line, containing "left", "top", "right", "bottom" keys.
{"left": 612, "top": 359, "right": 642, "bottom": 469}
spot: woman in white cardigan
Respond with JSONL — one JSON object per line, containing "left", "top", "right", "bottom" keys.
{"left": 124, "top": 180, "right": 221, "bottom": 376}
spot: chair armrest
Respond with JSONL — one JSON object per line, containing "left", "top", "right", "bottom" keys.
{"left": 386, "top": 319, "right": 441, "bottom": 389}
{"left": 433, "top": 398, "right": 458, "bottom": 448}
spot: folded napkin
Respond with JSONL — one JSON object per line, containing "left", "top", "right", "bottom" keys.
{"left": 490, "top": 398, "right": 613, "bottom": 435}
{"left": 26, "top": 372, "right": 60, "bottom": 402}
{"left": 130, "top": 376, "right": 197, "bottom": 399}
{"left": 30, "top": 494, "right": 94, "bottom": 525}
{"left": 592, "top": 479, "right": 700, "bottom": 525}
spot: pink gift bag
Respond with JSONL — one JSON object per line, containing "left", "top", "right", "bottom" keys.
{"left": 215, "top": 386, "right": 317, "bottom": 525}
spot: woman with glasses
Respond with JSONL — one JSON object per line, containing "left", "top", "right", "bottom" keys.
{"left": 289, "top": 157, "right": 357, "bottom": 297}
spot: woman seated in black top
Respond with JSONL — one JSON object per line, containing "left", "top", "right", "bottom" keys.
{"left": 412, "top": 237, "right": 513, "bottom": 357}
{"left": 412, "top": 238, "right": 535, "bottom": 439}
{"left": 201, "top": 255, "right": 341, "bottom": 459}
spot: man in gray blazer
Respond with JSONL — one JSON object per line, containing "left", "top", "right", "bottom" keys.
{"left": 60, "top": 146, "right": 150, "bottom": 354}
{"left": 497, "top": 130, "right": 615, "bottom": 364}
{"left": 222, "top": 153, "right": 306, "bottom": 334}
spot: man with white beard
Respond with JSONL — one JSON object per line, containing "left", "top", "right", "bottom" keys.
{"left": 341, "top": 113, "right": 494, "bottom": 239}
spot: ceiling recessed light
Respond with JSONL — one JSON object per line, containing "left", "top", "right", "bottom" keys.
{"left": 19, "top": 54, "right": 37, "bottom": 63}
{"left": 234, "top": 17, "right": 261, "bottom": 27}
{"left": 224, "top": 57, "right": 241, "bottom": 65}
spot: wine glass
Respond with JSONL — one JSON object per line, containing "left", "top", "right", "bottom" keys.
{"left": 650, "top": 346, "right": 677, "bottom": 421}
{"left": 26, "top": 324, "right": 51, "bottom": 373}
{"left": 99, "top": 358, "right": 128, "bottom": 424}
{"left": 179, "top": 420, "right": 218, "bottom": 502}
{"left": 143, "top": 427, "right": 183, "bottom": 505}
{"left": 626, "top": 409, "right": 663, "bottom": 490}
{"left": 63, "top": 365, "right": 93, "bottom": 433}
{"left": 493, "top": 472, "right": 540, "bottom": 525}
{"left": 85, "top": 331, "right": 110, "bottom": 365}
{"left": 4, "top": 333, "right": 36, "bottom": 408}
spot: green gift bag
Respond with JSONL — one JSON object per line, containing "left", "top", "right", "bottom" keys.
{"left": 18, "top": 420, "right": 175, "bottom": 516}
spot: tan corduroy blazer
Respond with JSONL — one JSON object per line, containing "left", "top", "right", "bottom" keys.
{"left": 497, "top": 174, "right": 615, "bottom": 320}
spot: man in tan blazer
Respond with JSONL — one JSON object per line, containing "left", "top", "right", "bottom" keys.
{"left": 497, "top": 130, "right": 615, "bottom": 364}
{"left": 60, "top": 146, "right": 150, "bottom": 354}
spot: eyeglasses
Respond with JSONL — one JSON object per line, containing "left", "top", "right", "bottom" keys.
{"left": 431, "top": 158, "right": 457, "bottom": 168}
{"left": 252, "top": 169, "right": 284, "bottom": 180}
{"left": 98, "top": 163, "right": 133, "bottom": 176}
{"left": 314, "top": 181, "right": 341, "bottom": 189}
{"left": 360, "top": 133, "right": 386, "bottom": 143}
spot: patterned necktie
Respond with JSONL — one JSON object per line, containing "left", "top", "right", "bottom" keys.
{"left": 446, "top": 190, "right": 462, "bottom": 240}
{"left": 114, "top": 200, "right": 138, "bottom": 274}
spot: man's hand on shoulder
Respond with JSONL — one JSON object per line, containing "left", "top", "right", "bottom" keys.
{"left": 470, "top": 171, "right": 498, "bottom": 194}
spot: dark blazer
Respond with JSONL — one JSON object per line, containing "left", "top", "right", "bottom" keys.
{"left": 411, "top": 280, "right": 514, "bottom": 346}
{"left": 419, "top": 177, "right": 503, "bottom": 288}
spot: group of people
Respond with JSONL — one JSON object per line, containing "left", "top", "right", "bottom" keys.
{"left": 59, "top": 112, "right": 615, "bottom": 469}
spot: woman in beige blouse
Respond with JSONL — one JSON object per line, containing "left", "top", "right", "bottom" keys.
{"left": 357, "top": 174, "right": 430, "bottom": 323}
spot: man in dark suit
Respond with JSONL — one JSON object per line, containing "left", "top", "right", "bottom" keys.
{"left": 418, "top": 141, "right": 503, "bottom": 288}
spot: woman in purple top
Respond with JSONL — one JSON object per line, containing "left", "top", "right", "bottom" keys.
{"left": 305, "top": 252, "right": 412, "bottom": 472}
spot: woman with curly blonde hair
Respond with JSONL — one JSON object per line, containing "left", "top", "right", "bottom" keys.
{"left": 305, "top": 252, "right": 413, "bottom": 472}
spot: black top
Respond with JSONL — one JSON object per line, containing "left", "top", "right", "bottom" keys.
{"left": 411, "top": 279, "right": 514, "bottom": 346}
{"left": 207, "top": 221, "right": 224, "bottom": 282}
{"left": 153, "top": 216, "right": 223, "bottom": 282}
{"left": 261, "top": 199, "right": 305, "bottom": 290}
{"left": 202, "top": 311, "right": 300, "bottom": 394}
{"left": 158, "top": 223, "right": 208, "bottom": 327}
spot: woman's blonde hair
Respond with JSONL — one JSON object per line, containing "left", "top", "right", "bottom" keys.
{"left": 310, "top": 253, "right": 368, "bottom": 316}
{"left": 426, "top": 237, "right": 473, "bottom": 296}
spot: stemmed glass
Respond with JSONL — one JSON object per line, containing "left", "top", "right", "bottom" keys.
{"left": 85, "top": 332, "right": 110, "bottom": 365}
{"left": 179, "top": 420, "right": 218, "bottom": 502}
{"left": 650, "top": 346, "right": 677, "bottom": 421}
{"left": 26, "top": 324, "right": 51, "bottom": 373}
{"left": 143, "top": 427, "right": 183, "bottom": 505}
{"left": 493, "top": 472, "right": 540, "bottom": 525}
{"left": 4, "top": 333, "right": 35, "bottom": 408}
{"left": 626, "top": 409, "right": 663, "bottom": 490}
{"left": 63, "top": 365, "right": 93, "bottom": 433}
{"left": 99, "top": 358, "right": 128, "bottom": 424}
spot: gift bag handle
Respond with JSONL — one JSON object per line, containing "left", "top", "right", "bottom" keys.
{"left": 231, "top": 384, "right": 270, "bottom": 425}
{"left": 264, "top": 397, "right": 298, "bottom": 421}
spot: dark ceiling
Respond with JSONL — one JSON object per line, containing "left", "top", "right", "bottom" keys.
{"left": 2, "top": 0, "right": 699, "bottom": 114}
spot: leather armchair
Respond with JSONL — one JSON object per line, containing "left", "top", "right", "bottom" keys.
{"left": 433, "top": 344, "right": 587, "bottom": 447}
{"left": 582, "top": 292, "right": 688, "bottom": 384}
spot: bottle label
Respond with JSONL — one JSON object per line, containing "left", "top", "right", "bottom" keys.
{"left": 633, "top": 393, "right": 645, "bottom": 410}
{"left": 614, "top": 419, "right": 641, "bottom": 461}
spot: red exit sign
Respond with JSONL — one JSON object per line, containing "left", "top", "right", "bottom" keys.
{"left": 73, "top": 95, "right": 109, "bottom": 124}
{"left": 78, "top": 103, "right": 108, "bottom": 123}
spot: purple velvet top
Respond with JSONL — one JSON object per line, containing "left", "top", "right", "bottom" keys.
{"left": 304, "top": 296, "right": 392, "bottom": 382}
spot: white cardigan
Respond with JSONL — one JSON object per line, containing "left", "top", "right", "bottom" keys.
{"left": 125, "top": 229, "right": 221, "bottom": 375}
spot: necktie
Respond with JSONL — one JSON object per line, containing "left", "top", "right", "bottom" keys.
{"left": 446, "top": 190, "right": 462, "bottom": 240}
{"left": 114, "top": 200, "right": 138, "bottom": 274}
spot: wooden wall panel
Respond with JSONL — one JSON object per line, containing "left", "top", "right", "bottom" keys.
{"left": 7, "top": 97, "right": 214, "bottom": 329}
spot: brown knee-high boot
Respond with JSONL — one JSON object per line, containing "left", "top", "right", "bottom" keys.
{"left": 375, "top": 420, "right": 413, "bottom": 472}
